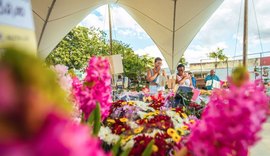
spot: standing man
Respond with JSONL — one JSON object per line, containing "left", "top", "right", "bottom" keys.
{"left": 189, "top": 72, "right": 196, "bottom": 88}
{"left": 116, "top": 75, "right": 123, "bottom": 90}
{"left": 205, "top": 69, "right": 220, "bottom": 90}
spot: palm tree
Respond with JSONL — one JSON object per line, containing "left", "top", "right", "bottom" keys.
{"left": 208, "top": 48, "right": 228, "bottom": 70}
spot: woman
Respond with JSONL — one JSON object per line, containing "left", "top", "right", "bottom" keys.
{"left": 146, "top": 57, "right": 166, "bottom": 94}
{"left": 176, "top": 64, "right": 193, "bottom": 88}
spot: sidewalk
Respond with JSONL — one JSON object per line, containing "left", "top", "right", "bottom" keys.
{"left": 250, "top": 118, "right": 270, "bottom": 156}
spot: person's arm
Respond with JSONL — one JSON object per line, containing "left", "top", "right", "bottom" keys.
{"left": 216, "top": 76, "right": 220, "bottom": 81}
{"left": 146, "top": 69, "right": 159, "bottom": 82}
{"left": 176, "top": 74, "right": 188, "bottom": 85}
{"left": 162, "top": 69, "right": 167, "bottom": 81}
{"left": 189, "top": 76, "right": 193, "bottom": 88}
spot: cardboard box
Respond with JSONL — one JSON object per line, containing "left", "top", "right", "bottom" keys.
{"left": 167, "top": 75, "right": 176, "bottom": 89}
{"left": 107, "top": 54, "right": 123, "bottom": 74}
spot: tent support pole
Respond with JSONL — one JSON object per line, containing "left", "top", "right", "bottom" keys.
{"left": 108, "top": 4, "right": 113, "bottom": 55}
{"left": 38, "top": 0, "right": 56, "bottom": 48}
{"left": 243, "top": 0, "right": 248, "bottom": 67}
{"left": 172, "top": 0, "right": 177, "bottom": 70}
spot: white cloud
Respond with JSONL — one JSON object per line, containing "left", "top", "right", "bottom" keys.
{"left": 185, "top": 42, "right": 229, "bottom": 63}
{"left": 185, "top": 0, "right": 270, "bottom": 63}
{"left": 135, "top": 45, "right": 168, "bottom": 68}
{"left": 79, "top": 5, "right": 148, "bottom": 39}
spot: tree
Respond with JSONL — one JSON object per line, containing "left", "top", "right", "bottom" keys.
{"left": 208, "top": 48, "right": 228, "bottom": 70}
{"left": 46, "top": 26, "right": 108, "bottom": 69}
{"left": 45, "top": 26, "right": 154, "bottom": 83}
{"left": 178, "top": 56, "right": 187, "bottom": 65}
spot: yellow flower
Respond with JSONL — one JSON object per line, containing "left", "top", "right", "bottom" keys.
{"left": 181, "top": 125, "right": 189, "bottom": 130}
{"left": 120, "top": 118, "right": 128, "bottom": 122}
{"left": 181, "top": 113, "right": 188, "bottom": 119}
{"left": 176, "top": 128, "right": 185, "bottom": 135}
{"left": 167, "top": 128, "right": 176, "bottom": 137}
{"left": 128, "top": 101, "right": 134, "bottom": 105}
{"left": 152, "top": 144, "right": 159, "bottom": 152}
{"left": 144, "top": 112, "right": 155, "bottom": 118}
{"left": 107, "top": 119, "right": 115, "bottom": 124}
{"left": 134, "top": 127, "right": 144, "bottom": 134}
{"left": 122, "top": 102, "right": 127, "bottom": 105}
{"left": 121, "top": 135, "right": 133, "bottom": 145}
{"left": 189, "top": 119, "right": 195, "bottom": 124}
{"left": 172, "top": 134, "right": 181, "bottom": 143}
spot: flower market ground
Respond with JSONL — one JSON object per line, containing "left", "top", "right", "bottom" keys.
{"left": 250, "top": 118, "right": 270, "bottom": 156}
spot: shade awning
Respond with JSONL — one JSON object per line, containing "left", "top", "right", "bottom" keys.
{"left": 31, "top": 0, "right": 223, "bottom": 71}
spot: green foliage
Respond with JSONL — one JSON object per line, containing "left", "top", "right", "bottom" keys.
{"left": 120, "top": 148, "right": 131, "bottom": 156}
{"left": 208, "top": 48, "right": 228, "bottom": 69}
{"left": 87, "top": 103, "right": 101, "bottom": 136}
{"left": 142, "top": 140, "right": 154, "bottom": 156}
{"left": 46, "top": 26, "right": 108, "bottom": 69}
{"left": 112, "top": 138, "right": 122, "bottom": 156}
{"left": 178, "top": 56, "right": 187, "bottom": 65}
{"left": 46, "top": 26, "right": 154, "bottom": 82}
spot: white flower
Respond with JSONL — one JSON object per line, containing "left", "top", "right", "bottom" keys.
{"left": 123, "top": 139, "right": 135, "bottom": 150}
{"left": 51, "top": 64, "right": 72, "bottom": 93}
{"left": 137, "top": 111, "right": 147, "bottom": 119}
{"left": 129, "top": 121, "right": 139, "bottom": 129}
{"left": 148, "top": 129, "right": 164, "bottom": 137}
{"left": 98, "top": 126, "right": 120, "bottom": 145}
{"left": 136, "top": 101, "right": 154, "bottom": 111}
{"left": 166, "top": 110, "right": 185, "bottom": 129}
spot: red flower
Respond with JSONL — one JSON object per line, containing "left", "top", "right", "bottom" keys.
{"left": 110, "top": 118, "right": 131, "bottom": 135}
{"left": 137, "top": 115, "right": 174, "bottom": 130}
{"left": 129, "top": 134, "right": 173, "bottom": 156}
{"left": 149, "top": 93, "right": 166, "bottom": 110}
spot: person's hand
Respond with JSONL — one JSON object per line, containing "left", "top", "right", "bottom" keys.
{"left": 183, "top": 73, "right": 188, "bottom": 79}
{"left": 155, "top": 67, "right": 161, "bottom": 74}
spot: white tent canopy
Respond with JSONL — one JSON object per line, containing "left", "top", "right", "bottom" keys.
{"left": 31, "top": 0, "right": 223, "bottom": 71}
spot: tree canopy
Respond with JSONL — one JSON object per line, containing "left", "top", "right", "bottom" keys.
{"left": 46, "top": 26, "right": 154, "bottom": 81}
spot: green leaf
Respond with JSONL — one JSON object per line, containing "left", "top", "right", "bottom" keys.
{"left": 87, "top": 103, "right": 101, "bottom": 136}
{"left": 142, "top": 140, "right": 154, "bottom": 156}
{"left": 87, "top": 110, "right": 95, "bottom": 125}
{"left": 120, "top": 148, "right": 132, "bottom": 156}
{"left": 112, "top": 138, "right": 122, "bottom": 156}
{"left": 81, "top": 113, "right": 85, "bottom": 123}
{"left": 93, "top": 103, "right": 101, "bottom": 136}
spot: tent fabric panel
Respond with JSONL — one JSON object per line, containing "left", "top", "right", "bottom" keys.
{"left": 33, "top": 13, "right": 44, "bottom": 42}
{"left": 31, "top": 0, "right": 53, "bottom": 20}
{"left": 175, "top": 0, "right": 220, "bottom": 29}
{"left": 119, "top": 4, "right": 174, "bottom": 68}
{"left": 38, "top": 9, "right": 95, "bottom": 58}
{"left": 49, "top": 0, "right": 106, "bottom": 21}
{"left": 31, "top": 0, "right": 224, "bottom": 71}
{"left": 173, "top": 0, "right": 223, "bottom": 69}
{"left": 117, "top": 0, "right": 175, "bottom": 30}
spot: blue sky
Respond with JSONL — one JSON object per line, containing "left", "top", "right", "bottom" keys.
{"left": 79, "top": 0, "right": 270, "bottom": 68}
